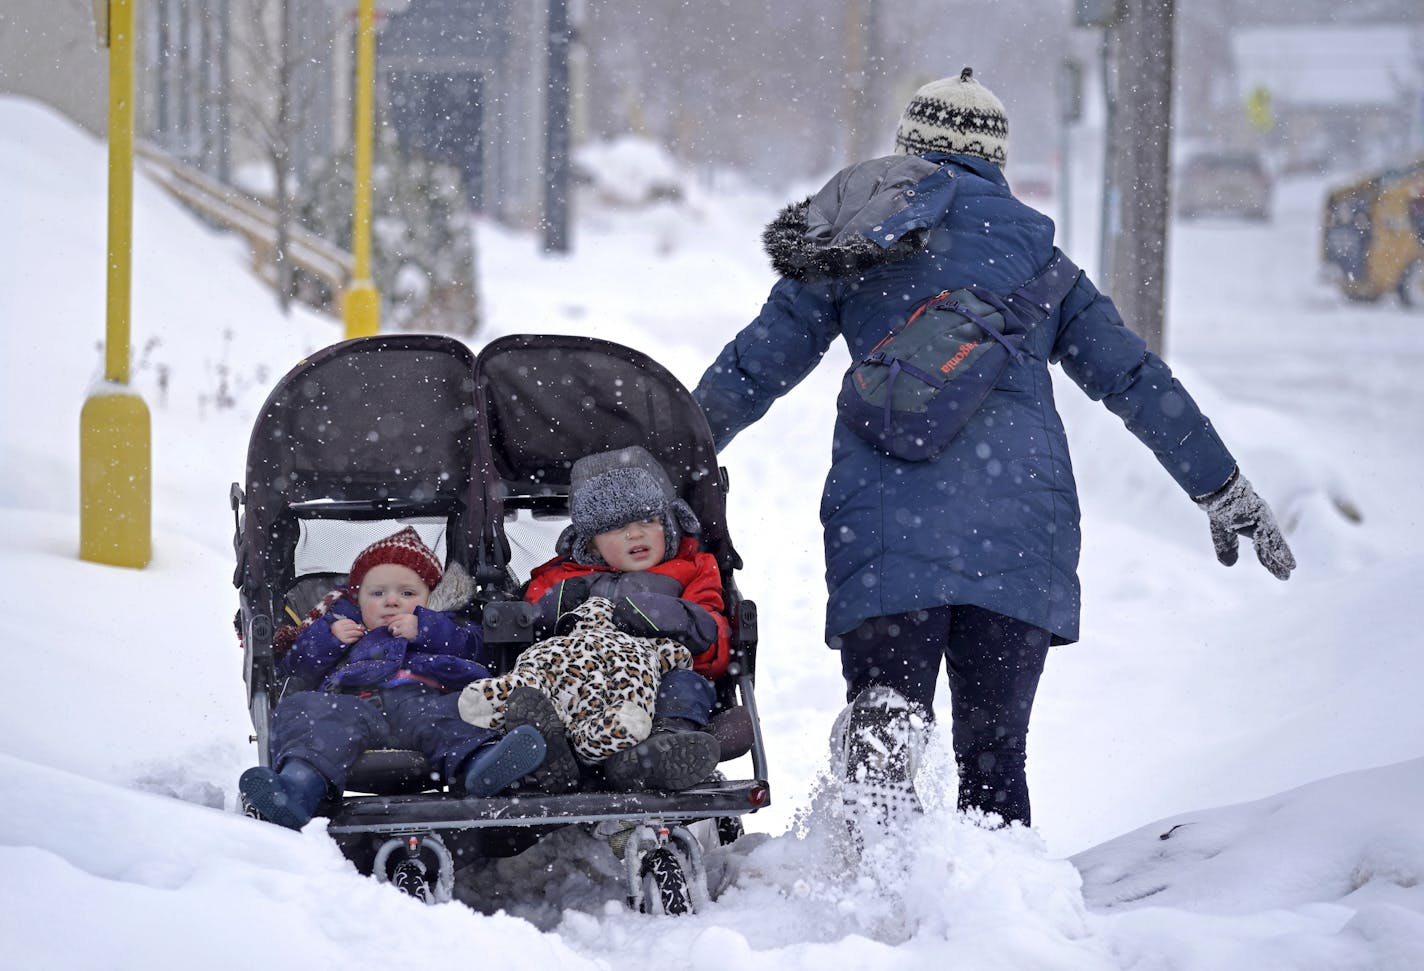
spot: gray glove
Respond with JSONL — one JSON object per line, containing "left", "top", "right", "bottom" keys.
{"left": 611, "top": 593, "right": 719, "bottom": 654}
{"left": 1194, "top": 469, "right": 1296, "bottom": 580}
{"left": 532, "top": 577, "right": 594, "bottom": 635}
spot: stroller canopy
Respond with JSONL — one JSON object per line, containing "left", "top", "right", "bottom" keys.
{"left": 239, "top": 335, "right": 481, "bottom": 597}
{"left": 474, "top": 334, "right": 739, "bottom": 574}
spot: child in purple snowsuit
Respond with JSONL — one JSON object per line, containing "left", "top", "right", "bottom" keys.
{"left": 238, "top": 527, "right": 549, "bottom": 829}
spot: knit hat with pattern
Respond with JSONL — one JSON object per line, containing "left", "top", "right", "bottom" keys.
{"left": 346, "top": 526, "right": 443, "bottom": 597}
{"left": 556, "top": 446, "right": 701, "bottom": 567}
{"left": 893, "top": 67, "right": 1008, "bottom": 166}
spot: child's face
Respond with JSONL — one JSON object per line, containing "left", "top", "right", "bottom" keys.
{"left": 357, "top": 563, "right": 431, "bottom": 629}
{"left": 591, "top": 517, "right": 666, "bottom": 572}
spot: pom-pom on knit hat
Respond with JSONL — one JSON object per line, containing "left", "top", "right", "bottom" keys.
{"left": 346, "top": 526, "right": 443, "bottom": 598}
{"left": 556, "top": 446, "right": 701, "bottom": 567}
{"left": 893, "top": 67, "right": 1008, "bottom": 166}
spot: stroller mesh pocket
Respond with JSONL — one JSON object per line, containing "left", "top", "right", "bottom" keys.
{"left": 294, "top": 516, "right": 448, "bottom": 577}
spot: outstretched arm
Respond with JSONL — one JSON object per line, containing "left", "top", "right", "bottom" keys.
{"left": 693, "top": 277, "right": 841, "bottom": 451}
{"left": 1052, "top": 273, "right": 1237, "bottom": 498}
{"left": 1052, "top": 273, "right": 1293, "bottom": 579}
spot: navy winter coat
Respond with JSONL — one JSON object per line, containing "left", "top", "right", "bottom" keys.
{"left": 278, "top": 597, "right": 488, "bottom": 692}
{"left": 693, "top": 153, "right": 1237, "bottom": 644}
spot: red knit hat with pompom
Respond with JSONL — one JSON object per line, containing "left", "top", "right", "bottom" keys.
{"left": 346, "top": 527, "right": 443, "bottom": 598}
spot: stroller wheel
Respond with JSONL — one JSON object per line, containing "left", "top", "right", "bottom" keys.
{"left": 637, "top": 848, "right": 691, "bottom": 916}
{"left": 389, "top": 859, "right": 435, "bottom": 905}
{"left": 715, "top": 815, "right": 744, "bottom": 847}
{"left": 372, "top": 833, "right": 455, "bottom": 905}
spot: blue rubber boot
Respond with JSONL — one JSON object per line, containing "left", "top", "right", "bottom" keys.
{"left": 239, "top": 759, "right": 329, "bottom": 830}
{"left": 462, "top": 724, "right": 547, "bottom": 797}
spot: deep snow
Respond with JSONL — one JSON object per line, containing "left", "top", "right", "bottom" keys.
{"left": 2, "top": 96, "right": 1423, "bottom": 969}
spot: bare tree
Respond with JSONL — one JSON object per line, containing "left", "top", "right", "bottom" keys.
{"left": 226, "top": 0, "right": 334, "bottom": 310}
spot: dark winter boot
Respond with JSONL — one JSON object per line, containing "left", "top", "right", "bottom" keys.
{"left": 837, "top": 686, "right": 923, "bottom": 842}
{"left": 503, "top": 687, "right": 581, "bottom": 794}
{"left": 651, "top": 715, "right": 702, "bottom": 734}
{"left": 461, "top": 724, "right": 547, "bottom": 797}
{"left": 239, "top": 759, "right": 329, "bottom": 830}
{"left": 707, "top": 706, "right": 756, "bottom": 762}
{"left": 601, "top": 729, "right": 720, "bottom": 792}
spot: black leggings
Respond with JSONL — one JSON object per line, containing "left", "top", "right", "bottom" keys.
{"left": 839, "top": 604, "right": 1050, "bottom": 826}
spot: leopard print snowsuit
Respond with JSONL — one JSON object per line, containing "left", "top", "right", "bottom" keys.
{"left": 457, "top": 597, "right": 692, "bottom": 763}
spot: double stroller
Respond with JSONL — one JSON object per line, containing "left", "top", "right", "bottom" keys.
{"left": 231, "top": 333, "right": 769, "bottom": 914}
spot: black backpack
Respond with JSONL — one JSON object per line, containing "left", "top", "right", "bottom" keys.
{"left": 836, "top": 249, "right": 1081, "bottom": 461}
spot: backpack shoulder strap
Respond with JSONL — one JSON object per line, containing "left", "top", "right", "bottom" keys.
{"left": 1003, "top": 249, "right": 1082, "bottom": 325}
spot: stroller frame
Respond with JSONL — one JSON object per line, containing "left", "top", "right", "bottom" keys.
{"left": 232, "top": 333, "right": 769, "bottom": 912}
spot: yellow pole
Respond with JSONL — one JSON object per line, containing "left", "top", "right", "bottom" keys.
{"left": 81, "top": 0, "right": 152, "bottom": 568}
{"left": 105, "top": 1, "right": 133, "bottom": 384}
{"left": 342, "top": 0, "right": 380, "bottom": 338}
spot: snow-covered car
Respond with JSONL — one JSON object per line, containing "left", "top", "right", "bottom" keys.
{"left": 1175, "top": 152, "right": 1272, "bottom": 221}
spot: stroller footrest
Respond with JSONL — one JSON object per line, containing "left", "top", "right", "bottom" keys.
{"left": 327, "top": 779, "right": 771, "bottom": 835}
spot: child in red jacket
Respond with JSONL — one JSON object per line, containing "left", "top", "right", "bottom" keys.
{"left": 460, "top": 446, "right": 727, "bottom": 791}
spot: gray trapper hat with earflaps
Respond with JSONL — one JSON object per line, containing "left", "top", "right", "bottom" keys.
{"left": 556, "top": 446, "right": 701, "bottom": 566}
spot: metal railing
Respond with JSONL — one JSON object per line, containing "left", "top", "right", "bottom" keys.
{"left": 136, "top": 141, "right": 353, "bottom": 314}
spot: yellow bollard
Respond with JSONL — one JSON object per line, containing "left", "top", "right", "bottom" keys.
{"left": 343, "top": 0, "right": 381, "bottom": 339}
{"left": 81, "top": 0, "right": 151, "bottom": 569}
{"left": 343, "top": 279, "right": 380, "bottom": 338}
{"left": 80, "top": 389, "right": 152, "bottom": 568}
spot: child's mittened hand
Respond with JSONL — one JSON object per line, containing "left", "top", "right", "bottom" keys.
{"left": 387, "top": 614, "right": 418, "bottom": 640}
{"left": 330, "top": 617, "right": 365, "bottom": 644}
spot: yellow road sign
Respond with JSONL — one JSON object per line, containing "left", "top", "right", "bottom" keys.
{"left": 1247, "top": 86, "right": 1274, "bottom": 133}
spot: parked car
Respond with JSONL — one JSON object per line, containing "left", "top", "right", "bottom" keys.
{"left": 1175, "top": 151, "right": 1272, "bottom": 221}
{"left": 1321, "top": 159, "right": 1424, "bottom": 308}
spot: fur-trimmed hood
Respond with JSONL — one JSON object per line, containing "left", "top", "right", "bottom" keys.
{"left": 764, "top": 154, "right": 963, "bottom": 282}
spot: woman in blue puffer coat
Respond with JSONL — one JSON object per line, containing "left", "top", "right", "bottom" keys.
{"left": 692, "top": 68, "right": 1295, "bottom": 832}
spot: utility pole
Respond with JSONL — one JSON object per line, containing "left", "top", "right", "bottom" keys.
{"left": 1103, "top": 0, "right": 1175, "bottom": 355}
{"left": 543, "top": 0, "right": 571, "bottom": 254}
{"left": 844, "top": 0, "right": 883, "bottom": 163}
{"left": 1058, "top": 58, "right": 1083, "bottom": 254}
{"left": 217, "top": 0, "right": 231, "bottom": 184}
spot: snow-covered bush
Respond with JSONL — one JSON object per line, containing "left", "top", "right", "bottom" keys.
{"left": 572, "top": 135, "right": 689, "bottom": 208}
{"left": 298, "top": 128, "right": 480, "bottom": 336}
